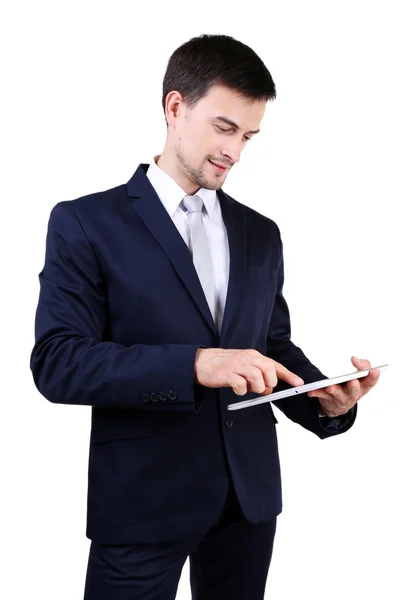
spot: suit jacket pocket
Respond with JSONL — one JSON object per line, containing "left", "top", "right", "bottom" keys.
{"left": 90, "top": 407, "right": 160, "bottom": 443}
{"left": 247, "top": 264, "right": 277, "bottom": 282}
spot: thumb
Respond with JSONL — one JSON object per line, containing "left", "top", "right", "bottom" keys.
{"left": 351, "top": 356, "right": 371, "bottom": 370}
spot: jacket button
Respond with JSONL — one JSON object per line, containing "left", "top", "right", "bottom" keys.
{"left": 168, "top": 390, "right": 177, "bottom": 400}
{"left": 150, "top": 393, "right": 159, "bottom": 402}
{"left": 225, "top": 418, "right": 234, "bottom": 429}
{"left": 141, "top": 393, "right": 150, "bottom": 403}
{"left": 159, "top": 391, "right": 168, "bottom": 401}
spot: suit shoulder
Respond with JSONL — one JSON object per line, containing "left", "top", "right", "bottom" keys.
{"left": 50, "top": 183, "right": 127, "bottom": 220}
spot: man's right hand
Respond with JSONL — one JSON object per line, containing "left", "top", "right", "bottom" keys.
{"left": 194, "top": 348, "right": 304, "bottom": 396}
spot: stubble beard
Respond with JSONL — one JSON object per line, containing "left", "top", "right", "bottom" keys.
{"left": 175, "top": 139, "right": 224, "bottom": 191}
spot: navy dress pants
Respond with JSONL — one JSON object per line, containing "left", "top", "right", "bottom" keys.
{"left": 83, "top": 480, "right": 277, "bottom": 600}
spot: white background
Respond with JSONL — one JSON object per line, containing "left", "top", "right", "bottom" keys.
{"left": 1, "top": 1, "right": 405, "bottom": 598}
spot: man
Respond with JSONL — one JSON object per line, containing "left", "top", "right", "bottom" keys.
{"left": 30, "top": 34, "right": 381, "bottom": 599}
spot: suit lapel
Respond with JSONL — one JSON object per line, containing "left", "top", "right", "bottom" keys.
{"left": 127, "top": 164, "right": 247, "bottom": 340}
{"left": 217, "top": 188, "right": 247, "bottom": 340}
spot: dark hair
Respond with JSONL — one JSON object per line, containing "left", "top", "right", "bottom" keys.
{"left": 162, "top": 34, "right": 276, "bottom": 124}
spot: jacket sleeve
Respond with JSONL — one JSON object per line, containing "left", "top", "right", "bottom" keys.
{"left": 30, "top": 201, "right": 202, "bottom": 411}
{"left": 266, "top": 226, "right": 356, "bottom": 439}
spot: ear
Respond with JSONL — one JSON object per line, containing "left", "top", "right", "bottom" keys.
{"left": 165, "top": 90, "right": 185, "bottom": 127}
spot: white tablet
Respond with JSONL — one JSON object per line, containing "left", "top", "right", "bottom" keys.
{"left": 227, "top": 364, "right": 388, "bottom": 411}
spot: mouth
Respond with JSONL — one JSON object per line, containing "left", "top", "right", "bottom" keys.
{"left": 208, "top": 159, "right": 229, "bottom": 173}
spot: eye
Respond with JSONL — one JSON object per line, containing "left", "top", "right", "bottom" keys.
{"left": 215, "top": 125, "right": 252, "bottom": 141}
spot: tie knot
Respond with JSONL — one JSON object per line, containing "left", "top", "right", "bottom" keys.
{"left": 182, "top": 194, "right": 203, "bottom": 214}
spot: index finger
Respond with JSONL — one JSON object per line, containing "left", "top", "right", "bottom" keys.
{"left": 272, "top": 360, "right": 304, "bottom": 387}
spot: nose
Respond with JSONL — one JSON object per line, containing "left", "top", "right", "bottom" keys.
{"left": 221, "top": 140, "right": 243, "bottom": 165}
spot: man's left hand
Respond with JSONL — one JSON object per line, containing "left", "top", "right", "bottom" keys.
{"left": 308, "top": 356, "right": 381, "bottom": 417}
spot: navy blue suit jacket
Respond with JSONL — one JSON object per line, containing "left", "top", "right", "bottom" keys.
{"left": 30, "top": 163, "right": 356, "bottom": 544}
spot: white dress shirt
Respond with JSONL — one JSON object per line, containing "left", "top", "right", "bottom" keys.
{"left": 146, "top": 155, "right": 230, "bottom": 333}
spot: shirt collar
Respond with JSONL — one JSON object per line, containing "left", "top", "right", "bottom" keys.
{"left": 146, "top": 155, "right": 217, "bottom": 219}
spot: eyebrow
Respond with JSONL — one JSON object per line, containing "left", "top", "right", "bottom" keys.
{"left": 214, "top": 116, "right": 260, "bottom": 135}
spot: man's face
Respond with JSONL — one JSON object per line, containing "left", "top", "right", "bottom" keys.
{"left": 170, "top": 84, "right": 266, "bottom": 191}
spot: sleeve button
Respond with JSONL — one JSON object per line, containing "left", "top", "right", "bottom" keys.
{"left": 141, "top": 393, "right": 150, "bottom": 403}
{"left": 168, "top": 390, "right": 177, "bottom": 400}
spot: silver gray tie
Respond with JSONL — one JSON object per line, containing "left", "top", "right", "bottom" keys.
{"left": 182, "top": 195, "right": 218, "bottom": 330}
